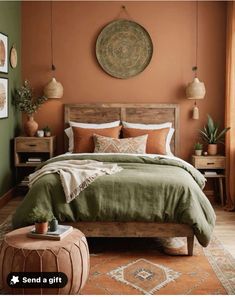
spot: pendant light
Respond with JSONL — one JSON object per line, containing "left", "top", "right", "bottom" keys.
{"left": 44, "top": 1, "right": 63, "bottom": 99}
{"left": 186, "top": 1, "right": 206, "bottom": 120}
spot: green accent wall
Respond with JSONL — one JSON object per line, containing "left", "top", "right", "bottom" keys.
{"left": 0, "top": 1, "right": 21, "bottom": 197}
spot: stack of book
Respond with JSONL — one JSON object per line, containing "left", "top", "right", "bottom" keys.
{"left": 19, "top": 176, "right": 29, "bottom": 187}
{"left": 204, "top": 171, "right": 218, "bottom": 176}
{"left": 26, "top": 157, "right": 42, "bottom": 164}
{"left": 27, "top": 225, "right": 73, "bottom": 241}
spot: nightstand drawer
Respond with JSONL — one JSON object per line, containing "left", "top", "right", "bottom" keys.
{"left": 193, "top": 156, "right": 225, "bottom": 169}
{"left": 15, "top": 138, "right": 51, "bottom": 152}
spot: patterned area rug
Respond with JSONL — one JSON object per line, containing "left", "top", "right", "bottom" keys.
{"left": 108, "top": 258, "right": 181, "bottom": 294}
{"left": 1, "top": 216, "right": 235, "bottom": 295}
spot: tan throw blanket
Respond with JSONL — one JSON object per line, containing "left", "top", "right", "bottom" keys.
{"left": 29, "top": 160, "right": 123, "bottom": 203}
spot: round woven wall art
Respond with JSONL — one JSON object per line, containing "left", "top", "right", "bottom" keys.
{"left": 10, "top": 46, "right": 18, "bottom": 69}
{"left": 96, "top": 19, "right": 153, "bottom": 79}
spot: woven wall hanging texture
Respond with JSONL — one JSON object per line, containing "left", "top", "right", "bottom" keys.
{"left": 96, "top": 19, "right": 153, "bottom": 79}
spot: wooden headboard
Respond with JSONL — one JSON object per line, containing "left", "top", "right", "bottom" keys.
{"left": 64, "top": 103, "right": 180, "bottom": 155}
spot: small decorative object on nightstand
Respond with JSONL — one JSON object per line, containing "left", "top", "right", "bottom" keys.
{"left": 192, "top": 155, "right": 226, "bottom": 206}
{"left": 37, "top": 130, "right": 44, "bottom": 137}
{"left": 14, "top": 136, "right": 56, "bottom": 187}
{"left": 199, "top": 115, "right": 230, "bottom": 156}
{"left": 43, "top": 125, "right": 51, "bottom": 137}
{"left": 194, "top": 142, "right": 203, "bottom": 156}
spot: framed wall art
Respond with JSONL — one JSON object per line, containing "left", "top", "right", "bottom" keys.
{"left": 0, "top": 32, "right": 8, "bottom": 74}
{"left": 0, "top": 78, "right": 8, "bottom": 119}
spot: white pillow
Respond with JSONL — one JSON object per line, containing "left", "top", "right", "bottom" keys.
{"left": 166, "top": 128, "right": 175, "bottom": 156}
{"left": 65, "top": 121, "right": 120, "bottom": 152}
{"left": 69, "top": 120, "right": 120, "bottom": 128}
{"left": 122, "top": 121, "right": 172, "bottom": 129}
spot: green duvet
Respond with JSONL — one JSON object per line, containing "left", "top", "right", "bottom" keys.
{"left": 12, "top": 154, "right": 216, "bottom": 246}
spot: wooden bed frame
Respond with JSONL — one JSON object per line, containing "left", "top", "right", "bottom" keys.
{"left": 64, "top": 103, "right": 194, "bottom": 256}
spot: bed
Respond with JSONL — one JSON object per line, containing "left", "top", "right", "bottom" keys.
{"left": 12, "top": 103, "right": 216, "bottom": 256}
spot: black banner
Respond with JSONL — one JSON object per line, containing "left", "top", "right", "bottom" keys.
{"left": 7, "top": 272, "right": 68, "bottom": 288}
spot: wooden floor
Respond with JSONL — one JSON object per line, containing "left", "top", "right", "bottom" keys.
{"left": 0, "top": 197, "right": 234, "bottom": 258}
{"left": 213, "top": 205, "right": 235, "bottom": 258}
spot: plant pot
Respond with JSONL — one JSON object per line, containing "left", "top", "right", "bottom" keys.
{"left": 35, "top": 222, "right": 48, "bottom": 234}
{"left": 24, "top": 115, "right": 38, "bottom": 137}
{"left": 195, "top": 150, "right": 202, "bottom": 156}
{"left": 45, "top": 131, "right": 51, "bottom": 137}
{"left": 208, "top": 144, "right": 217, "bottom": 156}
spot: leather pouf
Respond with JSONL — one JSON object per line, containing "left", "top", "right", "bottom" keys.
{"left": 0, "top": 226, "right": 90, "bottom": 294}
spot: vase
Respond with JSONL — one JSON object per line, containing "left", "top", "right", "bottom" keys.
{"left": 49, "top": 218, "right": 58, "bottom": 232}
{"left": 24, "top": 115, "right": 38, "bottom": 137}
{"left": 208, "top": 144, "right": 217, "bottom": 156}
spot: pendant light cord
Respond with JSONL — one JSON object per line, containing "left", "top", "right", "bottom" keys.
{"left": 195, "top": 0, "right": 198, "bottom": 77}
{"left": 50, "top": 1, "right": 56, "bottom": 71}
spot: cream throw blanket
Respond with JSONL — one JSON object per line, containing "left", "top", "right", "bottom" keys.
{"left": 29, "top": 160, "right": 123, "bottom": 203}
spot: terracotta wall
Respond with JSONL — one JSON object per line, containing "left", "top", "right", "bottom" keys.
{"left": 21, "top": 1, "right": 227, "bottom": 160}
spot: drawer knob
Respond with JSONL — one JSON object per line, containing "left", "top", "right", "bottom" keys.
{"left": 28, "top": 144, "right": 37, "bottom": 147}
{"left": 207, "top": 162, "right": 215, "bottom": 165}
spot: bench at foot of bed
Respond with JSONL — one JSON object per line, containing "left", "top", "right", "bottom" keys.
{"left": 64, "top": 222, "right": 194, "bottom": 256}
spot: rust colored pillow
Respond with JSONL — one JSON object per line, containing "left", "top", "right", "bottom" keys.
{"left": 72, "top": 126, "right": 122, "bottom": 153}
{"left": 122, "top": 127, "right": 170, "bottom": 155}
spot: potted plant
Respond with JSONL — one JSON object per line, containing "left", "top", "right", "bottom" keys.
{"left": 43, "top": 125, "right": 51, "bottom": 137}
{"left": 194, "top": 142, "right": 203, "bottom": 156}
{"left": 29, "top": 207, "right": 54, "bottom": 234}
{"left": 14, "top": 80, "right": 47, "bottom": 137}
{"left": 199, "top": 115, "right": 230, "bottom": 156}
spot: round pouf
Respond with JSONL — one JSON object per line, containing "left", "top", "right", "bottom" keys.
{"left": 0, "top": 226, "right": 89, "bottom": 294}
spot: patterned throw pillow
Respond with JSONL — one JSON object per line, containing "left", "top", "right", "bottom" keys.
{"left": 93, "top": 134, "right": 148, "bottom": 154}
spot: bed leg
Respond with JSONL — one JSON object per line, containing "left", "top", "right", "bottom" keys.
{"left": 187, "top": 236, "right": 194, "bottom": 256}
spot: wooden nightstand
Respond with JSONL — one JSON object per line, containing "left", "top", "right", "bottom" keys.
{"left": 192, "top": 155, "right": 226, "bottom": 206}
{"left": 14, "top": 136, "right": 56, "bottom": 185}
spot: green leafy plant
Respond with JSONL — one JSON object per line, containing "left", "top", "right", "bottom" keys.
{"left": 29, "top": 207, "right": 54, "bottom": 223}
{"left": 199, "top": 115, "right": 230, "bottom": 144}
{"left": 14, "top": 80, "right": 47, "bottom": 115}
{"left": 43, "top": 125, "right": 51, "bottom": 132}
{"left": 194, "top": 142, "right": 203, "bottom": 150}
